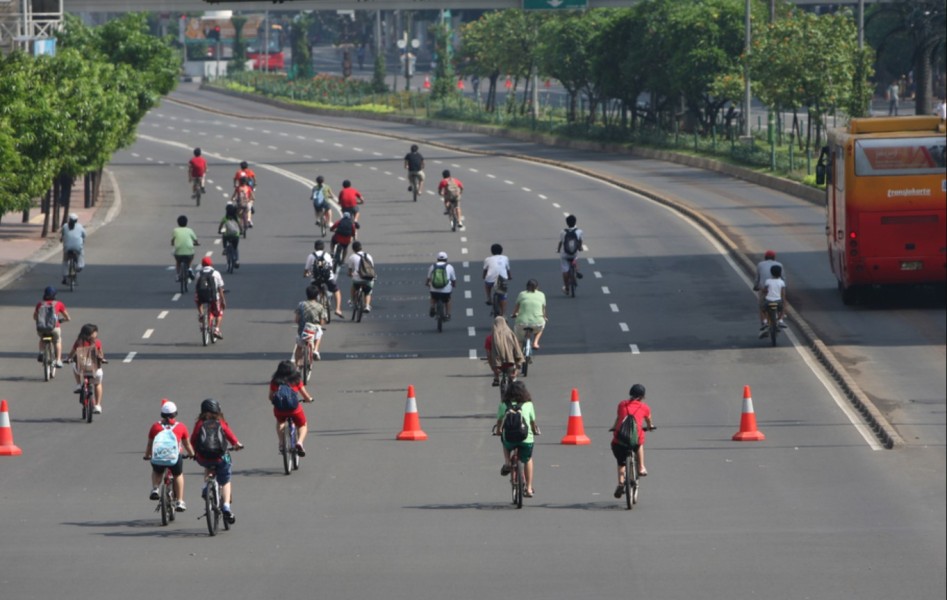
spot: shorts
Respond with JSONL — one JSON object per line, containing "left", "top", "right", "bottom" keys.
{"left": 429, "top": 291, "right": 452, "bottom": 302}
{"left": 515, "top": 322, "right": 544, "bottom": 340}
{"left": 353, "top": 280, "right": 374, "bottom": 295}
{"left": 611, "top": 441, "right": 641, "bottom": 466}
{"left": 502, "top": 440, "right": 534, "bottom": 463}
{"left": 314, "top": 202, "right": 329, "bottom": 213}
{"left": 37, "top": 327, "right": 62, "bottom": 342}
{"left": 195, "top": 298, "right": 223, "bottom": 317}
{"left": 151, "top": 456, "right": 185, "bottom": 476}
{"left": 174, "top": 254, "right": 194, "bottom": 266}
{"left": 341, "top": 205, "right": 359, "bottom": 216}
{"left": 408, "top": 170, "right": 425, "bottom": 183}
{"left": 296, "top": 324, "right": 323, "bottom": 347}
{"left": 560, "top": 255, "right": 577, "bottom": 273}
{"left": 197, "top": 455, "right": 233, "bottom": 485}
{"left": 313, "top": 279, "right": 339, "bottom": 294}
{"left": 274, "top": 405, "right": 308, "bottom": 428}
{"left": 74, "top": 366, "right": 104, "bottom": 384}
{"left": 486, "top": 280, "right": 508, "bottom": 300}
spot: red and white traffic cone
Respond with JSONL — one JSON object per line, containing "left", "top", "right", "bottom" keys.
{"left": 732, "top": 385, "right": 765, "bottom": 442}
{"left": 560, "top": 388, "right": 591, "bottom": 445}
{"left": 397, "top": 385, "right": 428, "bottom": 441}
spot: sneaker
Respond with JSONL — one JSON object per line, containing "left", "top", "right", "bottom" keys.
{"left": 174, "top": 500, "right": 187, "bottom": 512}
{"left": 73, "top": 385, "right": 82, "bottom": 393}
{"left": 214, "top": 329, "right": 223, "bottom": 340}
{"left": 407, "top": 186, "right": 413, "bottom": 192}
{"left": 234, "top": 262, "right": 240, "bottom": 269}
{"left": 429, "top": 307, "right": 436, "bottom": 317}
{"left": 54, "top": 360, "right": 64, "bottom": 368}
{"left": 201, "top": 186, "right": 206, "bottom": 193}
{"left": 295, "top": 443, "right": 306, "bottom": 457}
{"left": 223, "top": 509, "right": 236, "bottom": 524}
{"left": 778, "top": 319, "right": 787, "bottom": 328}
{"left": 614, "top": 485, "right": 624, "bottom": 499}
{"left": 492, "top": 378, "right": 500, "bottom": 387}
{"left": 443, "top": 209, "right": 450, "bottom": 215}
{"left": 201, "top": 488, "right": 207, "bottom": 499}
{"left": 562, "top": 286, "right": 569, "bottom": 294}
{"left": 459, "top": 221, "right": 465, "bottom": 229}
{"left": 37, "top": 354, "right": 43, "bottom": 363}
{"left": 62, "top": 278, "right": 68, "bottom": 285}
{"left": 248, "top": 222, "right": 254, "bottom": 228}
{"left": 758, "top": 329, "right": 769, "bottom": 339}
{"left": 500, "top": 464, "right": 511, "bottom": 476}
{"left": 444, "top": 314, "right": 451, "bottom": 321}
{"left": 576, "top": 272, "right": 584, "bottom": 279}
{"left": 150, "top": 488, "right": 160, "bottom": 501}
{"left": 363, "top": 306, "right": 371, "bottom": 313}
{"left": 313, "top": 351, "right": 321, "bottom": 361}
{"left": 93, "top": 405, "right": 102, "bottom": 414}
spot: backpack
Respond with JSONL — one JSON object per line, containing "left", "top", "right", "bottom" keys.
{"left": 562, "top": 228, "right": 580, "bottom": 256}
{"left": 195, "top": 270, "right": 217, "bottom": 303}
{"left": 222, "top": 219, "right": 240, "bottom": 237}
{"left": 356, "top": 252, "right": 376, "bottom": 280}
{"left": 196, "top": 419, "right": 228, "bottom": 459}
{"left": 311, "top": 186, "right": 326, "bottom": 207}
{"left": 150, "top": 424, "right": 180, "bottom": 467}
{"left": 310, "top": 253, "right": 333, "bottom": 284}
{"left": 616, "top": 412, "right": 640, "bottom": 448}
{"left": 335, "top": 218, "right": 354, "bottom": 238}
{"left": 501, "top": 402, "right": 529, "bottom": 443}
{"left": 36, "top": 302, "right": 57, "bottom": 333}
{"left": 235, "top": 186, "right": 250, "bottom": 207}
{"left": 272, "top": 383, "right": 300, "bottom": 412}
{"left": 444, "top": 178, "right": 461, "bottom": 202}
{"left": 431, "top": 264, "right": 448, "bottom": 289}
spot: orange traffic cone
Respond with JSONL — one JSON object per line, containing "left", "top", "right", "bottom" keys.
{"left": 397, "top": 385, "right": 428, "bottom": 441}
{"left": 423, "top": 76, "right": 431, "bottom": 90}
{"left": 560, "top": 388, "right": 591, "bottom": 445}
{"left": 732, "top": 385, "right": 765, "bottom": 441}
{"left": 0, "top": 399, "right": 23, "bottom": 456}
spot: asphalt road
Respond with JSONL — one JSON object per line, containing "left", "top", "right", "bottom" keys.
{"left": 0, "top": 86, "right": 943, "bottom": 600}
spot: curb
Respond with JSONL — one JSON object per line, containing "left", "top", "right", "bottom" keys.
{"left": 183, "top": 86, "right": 902, "bottom": 448}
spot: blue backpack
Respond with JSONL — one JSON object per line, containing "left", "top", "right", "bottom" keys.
{"left": 150, "top": 424, "right": 180, "bottom": 466}
{"left": 272, "top": 384, "right": 300, "bottom": 412}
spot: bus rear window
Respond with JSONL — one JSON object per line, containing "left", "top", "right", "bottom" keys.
{"left": 854, "top": 138, "right": 946, "bottom": 176}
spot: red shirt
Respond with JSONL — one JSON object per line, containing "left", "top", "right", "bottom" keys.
{"left": 612, "top": 399, "right": 652, "bottom": 446}
{"left": 190, "top": 418, "right": 240, "bottom": 462}
{"left": 189, "top": 156, "right": 207, "bottom": 177}
{"left": 148, "top": 419, "right": 189, "bottom": 445}
{"left": 438, "top": 177, "right": 463, "bottom": 196}
{"left": 35, "top": 300, "right": 67, "bottom": 327}
{"left": 338, "top": 187, "right": 361, "bottom": 209}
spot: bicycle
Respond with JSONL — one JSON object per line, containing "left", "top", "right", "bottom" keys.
{"left": 519, "top": 327, "right": 535, "bottom": 377}
{"left": 40, "top": 334, "right": 56, "bottom": 381}
{"left": 408, "top": 172, "right": 421, "bottom": 202}
{"left": 280, "top": 415, "right": 301, "bottom": 475}
{"left": 176, "top": 257, "right": 192, "bottom": 294}
{"left": 313, "top": 281, "right": 332, "bottom": 325}
{"left": 192, "top": 178, "right": 203, "bottom": 207}
{"left": 77, "top": 370, "right": 96, "bottom": 423}
{"left": 492, "top": 429, "right": 538, "bottom": 509}
{"left": 200, "top": 471, "right": 230, "bottom": 536}
{"left": 199, "top": 302, "right": 219, "bottom": 346}
{"left": 331, "top": 242, "right": 346, "bottom": 275}
{"left": 434, "top": 295, "right": 448, "bottom": 332}
{"left": 497, "top": 363, "right": 517, "bottom": 401}
{"left": 238, "top": 204, "right": 249, "bottom": 239}
{"left": 490, "top": 283, "right": 505, "bottom": 318}
{"left": 144, "top": 457, "right": 177, "bottom": 526}
{"left": 447, "top": 199, "right": 460, "bottom": 232}
{"left": 318, "top": 207, "right": 329, "bottom": 238}
{"left": 223, "top": 238, "right": 237, "bottom": 274}
{"left": 298, "top": 326, "right": 318, "bottom": 385}
{"left": 616, "top": 425, "right": 655, "bottom": 510}
{"left": 65, "top": 250, "right": 79, "bottom": 292}
{"left": 566, "top": 257, "right": 578, "bottom": 298}
{"left": 764, "top": 301, "right": 783, "bottom": 347}
{"left": 351, "top": 284, "right": 367, "bottom": 322}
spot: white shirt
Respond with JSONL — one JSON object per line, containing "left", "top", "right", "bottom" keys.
{"left": 197, "top": 266, "right": 225, "bottom": 300}
{"left": 346, "top": 251, "right": 375, "bottom": 282}
{"left": 61, "top": 223, "right": 86, "bottom": 252}
{"left": 482, "top": 254, "right": 511, "bottom": 284}
{"left": 763, "top": 277, "right": 786, "bottom": 302}
{"left": 937, "top": 101, "right": 947, "bottom": 121}
{"left": 427, "top": 262, "right": 457, "bottom": 293}
{"left": 559, "top": 227, "right": 584, "bottom": 258}
{"left": 305, "top": 250, "right": 337, "bottom": 282}
{"left": 755, "top": 259, "right": 784, "bottom": 290}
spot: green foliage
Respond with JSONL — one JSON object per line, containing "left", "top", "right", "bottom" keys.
{"left": 371, "top": 50, "right": 388, "bottom": 93}
{"left": 291, "top": 12, "right": 314, "bottom": 79}
{"left": 226, "top": 71, "right": 375, "bottom": 104}
{"left": 429, "top": 21, "right": 457, "bottom": 100}
{"left": 230, "top": 16, "right": 248, "bottom": 73}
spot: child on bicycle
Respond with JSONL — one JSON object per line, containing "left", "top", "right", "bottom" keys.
{"left": 295, "top": 285, "right": 327, "bottom": 363}
{"left": 610, "top": 384, "right": 654, "bottom": 499}
{"left": 145, "top": 400, "right": 195, "bottom": 511}
{"left": 33, "top": 285, "right": 70, "bottom": 368}
{"left": 66, "top": 323, "right": 107, "bottom": 413}
{"left": 269, "top": 361, "right": 314, "bottom": 457}
{"left": 218, "top": 203, "right": 242, "bottom": 268}
{"left": 494, "top": 381, "right": 540, "bottom": 498}
{"left": 191, "top": 398, "right": 243, "bottom": 524}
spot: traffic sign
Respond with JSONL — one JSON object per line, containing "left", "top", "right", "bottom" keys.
{"left": 523, "top": 0, "right": 588, "bottom": 9}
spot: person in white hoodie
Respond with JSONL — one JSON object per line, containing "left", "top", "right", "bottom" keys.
{"left": 60, "top": 213, "right": 86, "bottom": 284}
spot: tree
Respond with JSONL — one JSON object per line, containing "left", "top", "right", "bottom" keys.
{"left": 230, "top": 15, "right": 248, "bottom": 72}
{"left": 291, "top": 12, "right": 314, "bottom": 79}
{"left": 539, "top": 11, "right": 609, "bottom": 124}
{"left": 429, "top": 20, "right": 457, "bottom": 100}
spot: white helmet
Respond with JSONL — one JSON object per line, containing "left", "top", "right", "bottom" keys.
{"left": 161, "top": 401, "right": 178, "bottom": 416}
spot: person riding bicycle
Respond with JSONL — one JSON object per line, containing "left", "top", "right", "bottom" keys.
{"left": 486, "top": 316, "right": 524, "bottom": 387}
{"left": 60, "top": 213, "right": 86, "bottom": 285}
{"left": 195, "top": 257, "right": 226, "bottom": 340}
{"left": 345, "top": 240, "right": 375, "bottom": 313}
{"left": 311, "top": 175, "right": 336, "bottom": 227}
{"left": 610, "top": 383, "right": 654, "bottom": 499}
{"left": 755, "top": 250, "right": 786, "bottom": 329}
{"left": 404, "top": 144, "right": 425, "bottom": 195}
{"left": 66, "top": 323, "right": 107, "bottom": 413}
{"left": 171, "top": 215, "right": 199, "bottom": 282}
{"left": 494, "top": 381, "right": 539, "bottom": 498}
{"left": 295, "top": 284, "right": 328, "bottom": 363}
{"left": 191, "top": 398, "right": 243, "bottom": 524}
{"left": 218, "top": 203, "right": 242, "bottom": 269}
{"left": 759, "top": 263, "right": 787, "bottom": 338}
{"left": 145, "top": 400, "right": 196, "bottom": 512}
{"left": 231, "top": 176, "right": 256, "bottom": 229}
{"left": 511, "top": 278, "right": 548, "bottom": 350}
{"left": 438, "top": 169, "right": 464, "bottom": 229}
{"left": 233, "top": 161, "right": 256, "bottom": 190}
{"left": 33, "top": 285, "right": 70, "bottom": 368}
{"left": 329, "top": 212, "right": 360, "bottom": 265}
{"left": 483, "top": 243, "right": 512, "bottom": 316}
{"left": 269, "top": 360, "right": 314, "bottom": 457}
{"left": 188, "top": 147, "right": 207, "bottom": 195}
{"left": 557, "top": 214, "right": 584, "bottom": 293}
{"left": 305, "top": 240, "right": 344, "bottom": 318}
{"left": 426, "top": 251, "right": 457, "bottom": 320}
{"left": 337, "top": 179, "right": 364, "bottom": 222}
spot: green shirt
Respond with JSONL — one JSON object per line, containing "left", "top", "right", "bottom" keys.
{"left": 496, "top": 401, "right": 536, "bottom": 444}
{"left": 172, "top": 226, "right": 198, "bottom": 256}
{"left": 514, "top": 290, "right": 546, "bottom": 327}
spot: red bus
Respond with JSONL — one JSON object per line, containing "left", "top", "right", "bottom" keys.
{"left": 817, "top": 116, "right": 946, "bottom": 304}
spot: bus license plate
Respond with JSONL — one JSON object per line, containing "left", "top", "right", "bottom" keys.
{"left": 900, "top": 261, "right": 923, "bottom": 271}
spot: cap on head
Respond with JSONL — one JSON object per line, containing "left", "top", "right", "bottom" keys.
{"left": 161, "top": 401, "right": 178, "bottom": 416}
{"left": 201, "top": 256, "right": 213, "bottom": 266}
{"left": 764, "top": 250, "right": 776, "bottom": 259}
{"left": 437, "top": 251, "right": 448, "bottom": 261}
{"left": 68, "top": 213, "right": 79, "bottom": 222}
{"left": 343, "top": 211, "right": 352, "bottom": 219}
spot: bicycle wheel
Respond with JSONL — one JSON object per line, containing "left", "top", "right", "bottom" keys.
{"left": 195, "top": 186, "right": 202, "bottom": 207}
{"left": 159, "top": 480, "right": 170, "bottom": 526}
{"left": 84, "top": 384, "right": 93, "bottom": 423}
{"left": 282, "top": 422, "right": 293, "bottom": 475}
{"left": 768, "top": 306, "right": 779, "bottom": 347}
{"left": 491, "top": 292, "right": 500, "bottom": 318}
{"left": 449, "top": 206, "right": 457, "bottom": 232}
{"left": 291, "top": 424, "right": 300, "bottom": 471}
{"left": 499, "top": 371, "right": 510, "bottom": 401}
{"left": 179, "top": 263, "right": 188, "bottom": 295}
{"left": 569, "top": 265, "right": 577, "bottom": 298}
{"left": 205, "top": 481, "right": 220, "bottom": 536}
{"left": 514, "top": 459, "right": 524, "bottom": 509}
{"left": 43, "top": 342, "right": 53, "bottom": 381}
{"left": 68, "top": 258, "right": 77, "bottom": 292}
{"left": 320, "top": 291, "right": 331, "bottom": 325}
{"left": 225, "top": 244, "right": 235, "bottom": 274}
{"left": 436, "top": 300, "right": 444, "bottom": 333}
{"left": 625, "top": 455, "right": 634, "bottom": 510}
{"left": 201, "top": 314, "right": 209, "bottom": 347}
{"left": 320, "top": 214, "right": 328, "bottom": 237}
{"left": 302, "top": 346, "right": 312, "bottom": 384}
{"left": 521, "top": 338, "right": 531, "bottom": 377}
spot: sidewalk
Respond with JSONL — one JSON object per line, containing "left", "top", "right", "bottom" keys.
{"left": 0, "top": 174, "right": 118, "bottom": 290}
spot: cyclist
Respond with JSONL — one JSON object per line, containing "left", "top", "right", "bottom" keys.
{"left": 33, "top": 285, "right": 70, "bottom": 368}
{"left": 231, "top": 175, "right": 255, "bottom": 228}
{"left": 188, "top": 147, "right": 207, "bottom": 196}
{"left": 494, "top": 381, "right": 539, "bottom": 498}
{"left": 66, "top": 323, "right": 107, "bottom": 413}
{"left": 404, "top": 144, "right": 425, "bottom": 194}
{"left": 233, "top": 161, "right": 256, "bottom": 190}
{"left": 194, "top": 256, "right": 227, "bottom": 340}
{"left": 755, "top": 250, "right": 786, "bottom": 329}
{"left": 311, "top": 175, "right": 336, "bottom": 227}
{"left": 218, "top": 203, "right": 242, "bottom": 269}
{"left": 60, "top": 213, "right": 86, "bottom": 285}
{"left": 437, "top": 169, "right": 464, "bottom": 228}
{"left": 511, "top": 278, "right": 548, "bottom": 349}
{"left": 482, "top": 243, "right": 512, "bottom": 316}
{"left": 171, "top": 215, "right": 199, "bottom": 282}
{"left": 337, "top": 179, "right": 364, "bottom": 222}
{"left": 329, "top": 211, "right": 360, "bottom": 265}
{"left": 345, "top": 240, "right": 375, "bottom": 313}
{"left": 557, "top": 214, "right": 584, "bottom": 293}
{"left": 610, "top": 383, "right": 654, "bottom": 499}
{"left": 191, "top": 398, "right": 244, "bottom": 524}
{"left": 758, "top": 263, "right": 787, "bottom": 337}
{"left": 268, "top": 360, "right": 314, "bottom": 456}
{"left": 145, "top": 401, "right": 195, "bottom": 512}
{"left": 295, "top": 284, "right": 327, "bottom": 364}
{"left": 304, "top": 240, "right": 344, "bottom": 318}
{"left": 426, "top": 251, "right": 457, "bottom": 320}
{"left": 486, "top": 316, "right": 524, "bottom": 387}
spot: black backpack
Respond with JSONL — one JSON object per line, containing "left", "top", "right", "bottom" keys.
{"left": 195, "top": 270, "right": 217, "bottom": 303}
{"left": 616, "top": 413, "right": 640, "bottom": 448}
{"left": 501, "top": 402, "right": 529, "bottom": 443}
{"left": 563, "top": 228, "right": 580, "bottom": 256}
{"left": 335, "top": 218, "right": 354, "bottom": 238}
{"left": 311, "top": 253, "right": 333, "bottom": 284}
{"left": 196, "top": 419, "right": 228, "bottom": 458}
